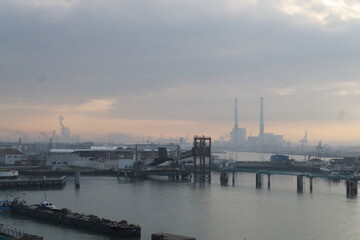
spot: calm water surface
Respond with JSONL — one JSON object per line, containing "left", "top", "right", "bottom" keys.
{"left": 0, "top": 173, "right": 359, "bottom": 240}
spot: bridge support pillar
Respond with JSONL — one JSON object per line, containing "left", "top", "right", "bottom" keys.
{"left": 75, "top": 170, "right": 80, "bottom": 188}
{"left": 309, "top": 177, "right": 314, "bottom": 193}
{"left": 232, "top": 171, "right": 235, "bottom": 186}
{"left": 267, "top": 174, "right": 271, "bottom": 189}
{"left": 297, "top": 175, "right": 304, "bottom": 193}
{"left": 346, "top": 178, "right": 357, "bottom": 197}
{"left": 256, "top": 172, "right": 262, "bottom": 189}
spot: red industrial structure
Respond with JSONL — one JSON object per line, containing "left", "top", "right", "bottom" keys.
{"left": 193, "top": 136, "right": 211, "bottom": 182}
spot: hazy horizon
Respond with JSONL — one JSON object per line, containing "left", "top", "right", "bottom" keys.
{"left": 1, "top": 0, "right": 360, "bottom": 145}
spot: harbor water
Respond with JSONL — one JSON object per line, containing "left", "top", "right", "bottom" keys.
{"left": 0, "top": 172, "right": 359, "bottom": 240}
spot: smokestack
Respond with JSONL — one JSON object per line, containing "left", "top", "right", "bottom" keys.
{"left": 259, "top": 97, "right": 264, "bottom": 136}
{"left": 234, "top": 98, "right": 238, "bottom": 129}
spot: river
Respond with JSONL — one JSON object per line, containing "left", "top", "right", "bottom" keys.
{"left": 0, "top": 171, "right": 358, "bottom": 240}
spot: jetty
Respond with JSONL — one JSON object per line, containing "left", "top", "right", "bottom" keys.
{"left": 0, "top": 176, "right": 66, "bottom": 189}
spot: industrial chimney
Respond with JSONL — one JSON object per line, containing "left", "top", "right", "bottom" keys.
{"left": 234, "top": 98, "right": 238, "bottom": 129}
{"left": 259, "top": 97, "right": 264, "bottom": 137}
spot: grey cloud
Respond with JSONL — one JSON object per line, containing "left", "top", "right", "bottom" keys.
{"left": 1, "top": 0, "right": 360, "bottom": 125}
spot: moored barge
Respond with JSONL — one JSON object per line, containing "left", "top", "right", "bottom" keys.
{"left": 11, "top": 201, "right": 141, "bottom": 238}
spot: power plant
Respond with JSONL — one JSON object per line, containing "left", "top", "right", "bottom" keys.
{"left": 229, "top": 98, "right": 246, "bottom": 147}
{"left": 229, "top": 97, "right": 284, "bottom": 151}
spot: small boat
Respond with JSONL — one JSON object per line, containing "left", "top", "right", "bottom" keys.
{"left": 39, "top": 200, "right": 59, "bottom": 210}
{"left": 0, "top": 200, "right": 10, "bottom": 210}
{"left": 0, "top": 170, "right": 18, "bottom": 179}
{"left": 351, "top": 171, "right": 360, "bottom": 179}
{"left": 320, "top": 163, "right": 333, "bottom": 173}
{"left": 0, "top": 222, "right": 43, "bottom": 239}
{"left": 0, "top": 200, "right": 11, "bottom": 211}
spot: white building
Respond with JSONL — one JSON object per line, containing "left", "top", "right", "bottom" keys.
{"left": 0, "top": 148, "right": 25, "bottom": 165}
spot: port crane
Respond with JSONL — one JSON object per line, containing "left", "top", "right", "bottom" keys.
{"left": 48, "top": 130, "right": 56, "bottom": 152}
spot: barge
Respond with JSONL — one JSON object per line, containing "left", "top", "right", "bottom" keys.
{"left": 11, "top": 201, "right": 141, "bottom": 238}
{"left": 0, "top": 176, "right": 66, "bottom": 189}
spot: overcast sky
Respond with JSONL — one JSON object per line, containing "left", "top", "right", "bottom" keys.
{"left": 1, "top": 0, "right": 360, "bottom": 145}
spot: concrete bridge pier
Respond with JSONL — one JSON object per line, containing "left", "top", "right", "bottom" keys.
{"left": 232, "top": 171, "right": 235, "bottom": 186}
{"left": 346, "top": 178, "right": 358, "bottom": 197}
{"left": 309, "top": 176, "right": 314, "bottom": 193}
{"left": 256, "top": 172, "right": 262, "bottom": 189}
{"left": 75, "top": 170, "right": 80, "bottom": 188}
{"left": 297, "top": 175, "right": 304, "bottom": 193}
{"left": 267, "top": 174, "right": 271, "bottom": 189}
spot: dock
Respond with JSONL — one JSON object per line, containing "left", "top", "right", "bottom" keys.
{"left": 0, "top": 176, "right": 66, "bottom": 189}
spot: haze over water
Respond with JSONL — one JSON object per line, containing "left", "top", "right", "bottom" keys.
{"left": 0, "top": 172, "right": 358, "bottom": 240}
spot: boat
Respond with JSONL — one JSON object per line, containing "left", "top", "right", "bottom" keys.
{"left": 0, "top": 170, "right": 18, "bottom": 179}
{"left": 270, "top": 154, "right": 295, "bottom": 163}
{"left": 38, "top": 200, "right": 59, "bottom": 210}
{"left": 10, "top": 200, "right": 141, "bottom": 238}
{"left": 0, "top": 200, "right": 11, "bottom": 211}
{"left": 319, "top": 163, "right": 333, "bottom": 173}
{"left": 0, "top": 222, "right": 43, "bottom": 239}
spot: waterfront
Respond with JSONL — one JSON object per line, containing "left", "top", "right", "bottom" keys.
{"left": 0, "top": 172, "right": 359, "bottom": 240}
{"left": 216, "top": 151, "right": 333, "bottom": 162}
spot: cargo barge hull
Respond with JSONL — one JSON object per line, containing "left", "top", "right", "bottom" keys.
{"left": 11, "top": 204, "right": 140, "bottom": 238}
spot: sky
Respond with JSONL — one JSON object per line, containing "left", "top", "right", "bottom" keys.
{"left": 1, "top": 0, "right": 360, "bottom": 145}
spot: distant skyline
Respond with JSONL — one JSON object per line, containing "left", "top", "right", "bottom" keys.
{"left": 1, "top": 0, "right": 360, "bottom": 145}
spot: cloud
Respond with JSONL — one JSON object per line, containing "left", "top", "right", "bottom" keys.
{"left": 0, "top": 99, "right": 115, "bottom": 114}
{"left": 74, "top": 99, "right": 115, "bottom": 112}
{"left": 267, "top": 88, "right": 295, "bottom": 96}
{"left": 278, "top": 0, "right": 360, "bottom": 24}
{"left": 1, "top": 0, "right": 360, "bottom": 144}
{"left": 332, "top": 82, "right": 360, "bottom": 96}
{"left": 16, "top": 0, "right": 79, "bottom": 8}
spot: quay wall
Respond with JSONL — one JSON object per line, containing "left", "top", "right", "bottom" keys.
{"left": 232, "top": 162, "right": 322, "bottom": 173}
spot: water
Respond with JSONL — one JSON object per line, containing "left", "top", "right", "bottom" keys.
{"left": 0, "top": 173, "right": 358, "bottom": 240}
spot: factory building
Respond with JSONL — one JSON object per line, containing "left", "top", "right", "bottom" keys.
{"left": 0, "top": 148, "right": 26, "bottom": 165}
{"left": 46, "top": 144, "right": 179, "bottom": 170}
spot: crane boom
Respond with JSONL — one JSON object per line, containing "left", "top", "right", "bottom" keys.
{"left": 48, "top": 130, "right": 56, "bottom": 151}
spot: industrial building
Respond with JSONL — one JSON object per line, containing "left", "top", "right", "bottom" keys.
{"left": 228, "top": 97, "right": 284, "bottom": 151}
{"left": 230, "top": 98, "right": 246, "bottom": 147}
{"left": 0, "top": 148, "right": 25, "bottom": 165}
{"left": 46, "top": 144, "right": 180, "bottom": 170}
